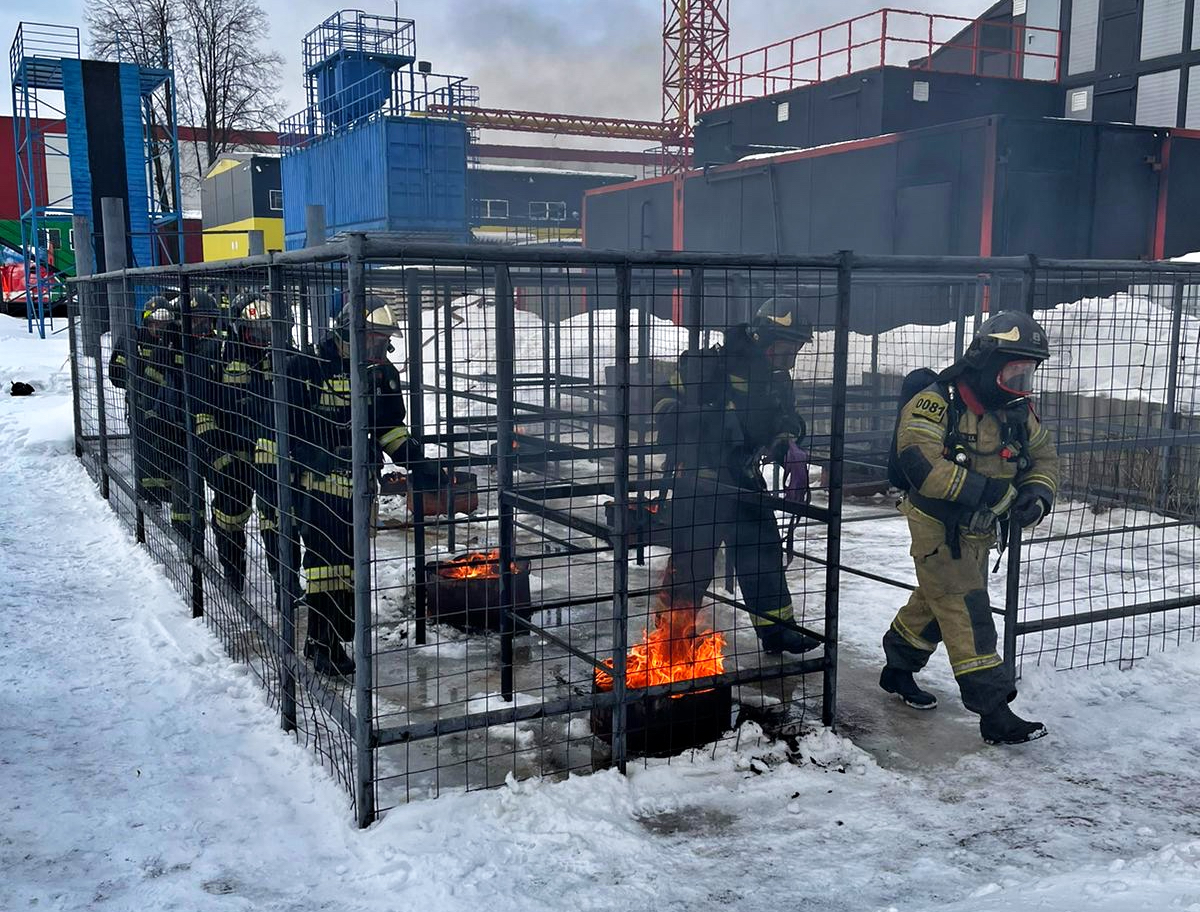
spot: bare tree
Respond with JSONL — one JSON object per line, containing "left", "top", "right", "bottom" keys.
{"left": 179, "top": 0, "right": 284, "bottom": 169}
{"left": 85, "top": 0, "right": 178, "bottom": 214}
{"left": 86, "top": 0, "right": 283, "bottom": 208}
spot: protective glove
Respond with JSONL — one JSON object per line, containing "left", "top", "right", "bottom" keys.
{"left": 1012, "top": 487, "right": 1049, "bottom": 529}
{"left": 780, "top": 441, "right": 811, "bottom": 505}
{"left": 407, "top": 458, "right": 447, "bottom": 493}
{"left": 966, "top": 478, "right": 1016, "bottom": 535}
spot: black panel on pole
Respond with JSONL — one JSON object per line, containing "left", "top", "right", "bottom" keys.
{"left": 80, "top": 60, "right": 129, "bottom": 274}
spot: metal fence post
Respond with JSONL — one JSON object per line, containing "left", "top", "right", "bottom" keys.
{"left": 1159, "top": 278, "right": 1185, "bottom": 512}
{"left": 406, "top": 268, "right": 428, "bottom": 647}
{"left": 176, "top": 273, "right": 206, "bottom": 618}
{"left": 496, "top": 264, "right": 517, "bottom": 702}
{"left": 822, "top": 252, "right": 852, "bottom": 728}
{"left": 611, "top": 263, "right": 633, "bottom": 771}
{"left": 441, "top": 279, "right": 457, "bottom": 553}
{"left": 72, "top": 216, "right": 98, "bottom": 473}
{"left": 269, "top": 259, "right": 300, "bottom": 733}
{"left": 347, "top": 235, "right": 376, "bottom": 828}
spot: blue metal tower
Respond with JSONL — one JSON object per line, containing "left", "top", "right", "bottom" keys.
{"left": 9, "top": 21, "right": 183, "bottom": 337}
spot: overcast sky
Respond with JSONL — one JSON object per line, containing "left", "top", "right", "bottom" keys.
{"left": 3, "top": 0, "right": 979, "bottom": 133}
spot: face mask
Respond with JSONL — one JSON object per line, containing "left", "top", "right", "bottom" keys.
{"left": 996, "top": 359, "right": 1039, "bottom": 397}
{"left": 764, "top": 340, "right": 800, "bottom": 371}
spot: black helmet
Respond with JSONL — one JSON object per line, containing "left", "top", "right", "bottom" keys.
{"left": 142, "top": 295, "right": 178, "bottom": 325}
{"left": 964, "top": 311, "right": 1050, "bottom": 366}
{"left": 189, "top": 289, "right": 220, "bottom": 318}
{"left": 749, "top": 297, "right": 814, "bottom": 348}
{"left": 962, "top": 311, "right": 1050, "bottom": 405}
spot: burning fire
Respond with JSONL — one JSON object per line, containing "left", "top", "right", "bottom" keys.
{"left": 596, "top": 610, "right": 726, "bottom": 692}
{"left": 436, "top": 549, "right": 518, "bottom": 580}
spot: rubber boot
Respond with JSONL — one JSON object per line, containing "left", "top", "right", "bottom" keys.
{"left": 879, "top": 666, "right": 938, "bottom": 710}
{"left": 216, "top": 528, "right": 247, "bottom": 594}
{"left": 980, "top": 702, "right": 1047, "bottom": 745}
{"left": 303, "top": 608, "right": 355, "bottom": 678}
{"left": 758, "top": 624, "right": 821, "bottom": 656}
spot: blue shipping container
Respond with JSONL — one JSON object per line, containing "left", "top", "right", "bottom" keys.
{"left": 282, "top": 116, "right": 469, "bottom": 248}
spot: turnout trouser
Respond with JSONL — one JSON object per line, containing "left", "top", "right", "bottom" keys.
{"left": 251, "top": 449, "right": 298, "bottom": 592}
{"left": 206, "top": 450, "right": 255, "bottom": 590}
{"left": 136, "top": 412, "right": 195, "bottom": 540}
{"left": 882, "top": 501, "right": 1016, "bottom": 714}
{"left": 658, "top": 469, "right": 795, "bottom": 634}
{"left": 297, "top": 469, "right": 357, "bottom": 649}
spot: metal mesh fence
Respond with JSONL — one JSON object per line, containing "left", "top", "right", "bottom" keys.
{"left": 66, "top": 241, "right": 1200, "bottom": 824}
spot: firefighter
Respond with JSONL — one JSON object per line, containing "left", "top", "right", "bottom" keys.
{"left": 108, "top": 297, "right": 193, "bottom": 536}
{"left": 882, "top": 310, "right": 1059, "bottom": 745}
{"left": 281, "top": 298, "right": 428, "bottom": 676}
{"left": 236, "top": 290, "right": 301, "bottom": 593}
{"left": 652, "top": 296, "right": 820, "bottom": 656}
{"left": 190, "top": 289, "right": 263, "bottom": 592}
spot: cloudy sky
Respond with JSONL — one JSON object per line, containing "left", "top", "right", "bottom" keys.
{"left": 4, "top": 0, "right": 979, "bottom": 129}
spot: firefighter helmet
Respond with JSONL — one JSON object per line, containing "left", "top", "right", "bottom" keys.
{"left": 749, "top": 297, "right": 814, "bottom": 348}
{"left": 964, "top": 311, "right": 1051, "bottom": 366}
{"left": 334, "top": 297, "right": 400, "bottom": 336}
{"left": 142, "top": 296, "right": 177, "bottom": 325}
{"left": 235, "top": 292, "right": 272, "bottom": 346}
{"left": 189, "top": 289, "right": 220, "bottom": 317}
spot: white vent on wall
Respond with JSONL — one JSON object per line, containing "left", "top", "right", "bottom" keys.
{"left": 777, "top": 101, "right": 790, "bottom": 122}
{"left": 1013, "top": 0, "right": 1027, "bottom": 15}
{"left": 912, "top": 81, "right": 929, "bottom": 102}
{"left": 1141, "top": 0, "right": 1185, "bottom": 61}
{"left": 1070, "top": 89, "right": 1089, "bottom": 112}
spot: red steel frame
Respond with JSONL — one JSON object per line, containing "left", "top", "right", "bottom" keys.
{"left": 718, "top": 8, "right": 1061, "bottom": 109}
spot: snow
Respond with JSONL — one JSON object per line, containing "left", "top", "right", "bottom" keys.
{"left": 6, "top": 312, "right": 1200, "bottom": 910}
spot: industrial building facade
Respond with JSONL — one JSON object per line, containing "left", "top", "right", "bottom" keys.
{"left": 585, "top": 1, "right": 1200, "bottom": 267}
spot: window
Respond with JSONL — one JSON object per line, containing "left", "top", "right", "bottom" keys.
{"left": 1140, "top": 0, "right": 1185, "bottom": 61}
{"left": 478, "top": 199, "right": 509, "bottom": 219}
{"left": 38, "top": 228, "right": 61, "bottom": 249}
{"left": 269, "top": 189, "right": 283, "bottom": 211}
{"left": 1067, "top": 0, "right": 1099, "bottom": 75}
{"left": 529, "top": 201, "right": 566, "bottom": 222}
{"left": 68, "top": 229, "right": 75, "bottom": 248}
{"left": 1135, "top": 69, "right": 1181, "bottom": 127}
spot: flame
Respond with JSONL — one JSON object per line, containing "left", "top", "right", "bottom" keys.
{"left": 436, "top": 549, "right": 517, "bottom": 580}
{"left": 596, "top": 610, "right": 725, "bottom": 692}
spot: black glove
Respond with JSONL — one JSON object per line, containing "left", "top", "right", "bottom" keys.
{"left": 407, "top": 458, "right": 446, "bottom": 492}
{"left": 980, "top": 478, "right": 1017, "bottom": 515}
{"left": 1013, "top": 487, "right": 1049, "bottom": 529}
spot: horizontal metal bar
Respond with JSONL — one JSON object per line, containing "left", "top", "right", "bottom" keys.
{"left": 1015, "top": 593, "right": 1200, "bottom": 636}
{"left": 1038, "top": 258, "right": 1200, "bottom": 275}
{"left": 849, "top": 254, "right": 1031, "bottom": 273}
{"left": 72, "top": 240, "right": 352, "bottom": 283}
{"left": 373, "top": 656, "right": 826, "bottom": 747}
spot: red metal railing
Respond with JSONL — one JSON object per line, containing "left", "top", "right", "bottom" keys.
{"left": 716, "top": 8, "right": 1061, "bottom": 110}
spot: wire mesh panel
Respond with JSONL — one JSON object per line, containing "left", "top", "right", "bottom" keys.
{"left": 1015, "top": 262, "right": 1200, "bottom": 670}
{"left": 66, "top": 241, "right": 1200, "bottom": 824}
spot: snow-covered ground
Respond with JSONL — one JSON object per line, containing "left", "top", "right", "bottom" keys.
{"left": 6, "top": 313, "right": 1200, "bottom": 911}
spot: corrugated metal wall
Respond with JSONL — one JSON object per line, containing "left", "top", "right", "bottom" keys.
{"left": 1140, "top": 0, "right": 1187, "bottom": 60}
{"left": 282, "top": 116, "right": 467, "bottom": 248}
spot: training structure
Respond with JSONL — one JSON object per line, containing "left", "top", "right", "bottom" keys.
{"left": 9, "top": 22, "right": 183, "bottom": 334}
{"left": 200, "top": 154, "right": 284, "bottom": 261}
{"left": 279, "top": 11, "right": 477, "bottom": 247}
{"left": 66, "top": 225, "right": 1200, "bottom": 826}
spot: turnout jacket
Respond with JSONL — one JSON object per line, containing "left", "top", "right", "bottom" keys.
{"left": 278, "top": 335, "right": 420, "bottom": 477}
{"left": 192, "top": 337, "right": 273, "bottom": 465}
{"left": 653, "top": 326, "right": 805, "bottom": 489}
{"left": 895, "top": 380, "right": 1059, "bottom": 529}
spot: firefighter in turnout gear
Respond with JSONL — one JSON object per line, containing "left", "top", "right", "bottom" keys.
{"left": 236, "top": 292, "right": 300, "bottom": 594}
{"left": 108, "top": 298, "right": 195, "bottom": 536}
{"left": 653, "top": 297, "right": 821, "bottom": 656}
{"left": 281, "top": 298, "right": 426, "bottom": 676}
{"left": 882, "top": 310, "right": 1059, "bottom": 745}
{"left": 190, "top": 289, "right": 269, "bottom": 592}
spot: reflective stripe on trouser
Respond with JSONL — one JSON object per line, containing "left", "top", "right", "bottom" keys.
{"left": 658, "top": 469, "right": 794, "bottom": 632}
{"left": 207, "top": 452, "right": 254, "bottom": 584}
{"left": 298, "top": 484, "right": 358, "bottom": 644}
{"left": 882, "top": 506, "right": 1016, "bottom": 714}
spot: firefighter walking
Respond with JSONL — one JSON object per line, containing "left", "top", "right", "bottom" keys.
{"left": 882, "top": 310, "right": 1059, "bottom": 745}
{"left": 653, "top": 297, "right": 820, "bottom": 656}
